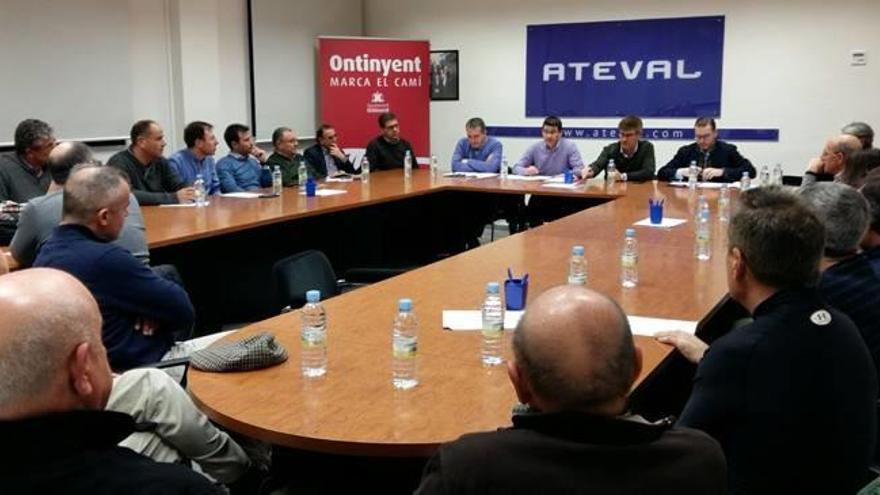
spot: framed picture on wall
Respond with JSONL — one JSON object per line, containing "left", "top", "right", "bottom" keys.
{"left": 430, "top": 50, "right": 459, "bottom": 101}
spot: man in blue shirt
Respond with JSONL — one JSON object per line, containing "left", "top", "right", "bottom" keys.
{"left": 168, "top": 121, "right": 220, "bottom": 195}
{"left": 216, "top": 123, "right": 269, "bottom": 193}
{"left": 34, "top": 165, "right": 195, "bottom": 371}
{"left": 513, "top": 116, "right": 584, "bottom": 176}
{"left": 451, "top": 118, "right": 502, "bottom": 173}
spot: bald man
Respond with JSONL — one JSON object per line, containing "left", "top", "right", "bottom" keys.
{"left": 415, "top": 286, "right": 726, "bottom": 495}
{"left": 0, "top": 268, "right": 219, "bottom": 494}
{"left": 802, "top": 134, "right": 863, "bottom": 187}
{"left": 34, "top": 165, "right": 195, "bottom": 370}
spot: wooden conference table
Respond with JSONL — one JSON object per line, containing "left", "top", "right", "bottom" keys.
{"left": 178, "top": 171, "right": 733, "bottom": 457}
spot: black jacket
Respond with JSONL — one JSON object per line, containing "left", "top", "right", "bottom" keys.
{"left": 657, "top": 140, "right": 755, "bottom": 182}
{"left": 679, "top": 288, "right": 877, "bottom": 494}
{"left": 1, "top": 410, "right": 221, "bottom": 494}
{"left": 303, "top": 143, "right": 356, "bottom": 179}
{"left": 108, "top": 149, "right": 186, "bottom": 205}
{"left": 415, "top": 410, "right": 726, "bottom": 494}
{"left": 365, "top": 136, "right": 415, "bottom": 171}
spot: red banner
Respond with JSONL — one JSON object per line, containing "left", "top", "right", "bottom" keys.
{"left": 318, "top": 37, "right": 430, "bottom": 158}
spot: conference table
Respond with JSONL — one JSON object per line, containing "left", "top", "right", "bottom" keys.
{"left": 169, "top": 171, "right": 734, "bottom": 458}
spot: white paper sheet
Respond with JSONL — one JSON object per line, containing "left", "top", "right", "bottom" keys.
{"left": 158, "top": 202, "right": 210, "bottom": 208}
{"left": 442, "top": 310, "right": 525, "bottom": 330}
{"left": 442, "top": 172, "right": 498, "bottom": 179}
{"left": 325, "top": 176, "right": 354, "bottom": 183}
{"left": 442, "top": 311, "right": 696, "bottom": 337}
{"left": 221, "top": 192, "right": 262, "bottom": 199}
{"left": 668, "top": 181, "right": 741, "bottom": 189}
{"left": 505, "top": 175, "right": 553, "bottom": 181}
{"left": 632, "top": 217, "right": 688, "bottom": 228}
{"left": 298, "top": 189, "right": 348, "bottom": 197}
{"left": 542, "top": 183, "right": 583, "bottom": 189}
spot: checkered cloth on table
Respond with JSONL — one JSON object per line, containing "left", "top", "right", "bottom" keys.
{"left": 190, "top": 331, "right": 288, "bottom": 372}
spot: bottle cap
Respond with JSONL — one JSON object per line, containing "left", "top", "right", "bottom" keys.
{"left": 487, "top": 282, "right": 500, "bottom": 294}
{"left": 572, "top": 245, "right": 585, "bottom": 256}
{"left": 625, "top": 228, "right": 635, "bottom": 237}
{"left": 306, "top": 290, "right": 321, "bottom": 303}
{"left": 398, "top": 298, "right": 413, "bottom": 312}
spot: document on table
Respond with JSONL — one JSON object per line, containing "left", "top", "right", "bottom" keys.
{"left": 632, "top": 217, "right": 688, "bottom": 228}
{"left": 668, "top": 181, "right": 741, "bottom": 189}
{"left": 442, "top": 310, "right": 525, "bottom": 330}
{"left": 221, "top": 192, "right": 262, "bottom": 199}
{"left": 442, "top": 172, "right": 498, "bottom": 179}
{"left": 504, "top": 175, "right": 553, "bottom": 181}
{"left": 325, "top": 176, "right": 354, "bottom": 183}
{"left": 542, "top": 183, "right": 583, "bottom": 189}
{"left": 443, "top": 310, "right": 696, "bottom": 336}
{"left": 298, "top": 189, "right": 348, "bottom": 197}
{"left": 158, "top": 202, "right": 210, "bottom": 208}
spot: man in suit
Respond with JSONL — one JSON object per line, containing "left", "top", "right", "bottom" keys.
{"left": 416, "top": 285, "right": 727, "bottom": 495}
{"left": 656, "top": 117, "right": 755, "bottom": 182}
{"left": 657, "top": 186, "right": 877, "bottom": 493}
{"left": 304, "top": 124, "right": 355, "bottom": 179}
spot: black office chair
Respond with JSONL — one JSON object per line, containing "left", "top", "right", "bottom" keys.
{"left": 272, "top": 250, "right": 365, "bottom": 313}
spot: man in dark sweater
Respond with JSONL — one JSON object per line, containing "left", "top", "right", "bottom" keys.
{"left": 365, "top": 112, "right": 416, "bottom": 170}
{"left": 416, "top": 286, "right": 726, "bottom": 495}
{"left": 107, "top": 120, "right": 195, "bottom": 205}
{"left": 266, "top": 126, "right": 306, "bottom": 186}
{"left": 34, "top": 165, "right": 195, "bottom": 371}
{"left": 0, "top": 119, "right": 55, "bottom": 242}
{"left": 657, "top": 186, "right": 877, "bottom": 494}
{"left": 583, "top": 115, "right": 655, "bottom": 182}
{"left": 0, "top": 268, "right": 219, "bottom": 494}
{"left": 656, "top": 117, "right": 755, "bottom": 182}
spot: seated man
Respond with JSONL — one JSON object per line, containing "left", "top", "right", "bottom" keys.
{"left": 268, "top": 126, "right": 306, "bottom": 185}
{"left": 304, "top": 124, "right": 356, "bottom": 180}
{"left": 0, "top": 268, "right": 219, "bottom": 494}
{"left": 34, "top": 165, "right": 195, "bottom": 371}
{"left": 108, "top": 120, "right": 194, "bottom": 205}
{"left": 583, "top": 115, "right": 655, "bottom": 182}
{"left": 843, "top": 121, "right": 875, "bottom": 150}
{"left": 10, "top": 142, "right": 149, "bottom": 268}
{"left": 216, "top": 123, "right": 270, "bottom": 192}
{"left": 513, "top": 116, "right": 583, "bottom": 177}
{"left": 168, "top": 121, "right": 221, "bottom": 194}
{"left": 862, "top": 169, "right": 880, "bottom": 250}
{"left": 657, "top": 186, "right": 876, "bottom": 493}
{"left": 365, "top": 112, "right": 416, "bottom": 170}
{"left": 451, "top": 117, "right": 502, "bottom": 172}
{"left": 656, "top": 117, "right": 755, "bottom": 182}
{"left": 416, "top": 285, "right": 726, "bottom": 494}
{"left": 0, "top": 119, "right": 54, "bottom": 242}
{"left": 801, "top": 134, "right": 862, "bottom": 187}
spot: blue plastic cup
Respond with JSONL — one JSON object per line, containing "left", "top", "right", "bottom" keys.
{"left": 306, "top": 178, "right": 317, "bottom": 197}
{"left": 564, "top": 169, "right": 573, "bottom": 184}
{"left": 504, "top": 279, "right": 528, "bottom": 310}
{"left": 649, "top": 201, "right": 664, "bottom": 224}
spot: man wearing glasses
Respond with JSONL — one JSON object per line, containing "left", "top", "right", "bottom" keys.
{"left": 365, "top": 112, "right": 416, "bottom": 170}
{"left": 583, "top": 115, "right": 655, "bottom": 182}
{"left": 0, "top": 119, "right": 55, "bottom": 242}
{"left": 656, "top": 117, "right": 755, "bottom": 183}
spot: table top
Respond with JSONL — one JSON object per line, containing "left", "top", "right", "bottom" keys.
{"left": 188, "top": 180, "right": 735, "bottom": 456}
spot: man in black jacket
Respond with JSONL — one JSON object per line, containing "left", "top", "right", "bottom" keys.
{"left": 656, "top": 117, "right": 755, "bottom": 182}
{"left": 657, "top": 186, "right": 877, "bottom": 494}
{"left": 416, "top": 285, "right": 727, "bottom": 495}
{"left": 304, "top": 124, "right": 356, "bottom": 179}
{"left": 365, "top": 112, "right": 416, "bottom": 170}
{"left": 0, "top": 268, "right": 219, "bottom": 494}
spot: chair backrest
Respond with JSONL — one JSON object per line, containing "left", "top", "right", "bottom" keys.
{"left": 272, "top": 250, "right": 339, "bottom": 312}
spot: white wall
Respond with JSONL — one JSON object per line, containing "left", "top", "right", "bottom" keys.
{"left": 364, "top": 0, "right": 880, "bottom": 175}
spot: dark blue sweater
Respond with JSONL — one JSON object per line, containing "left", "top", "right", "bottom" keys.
{"left": 34, "top": 224, "right": 195, "bottom": 370}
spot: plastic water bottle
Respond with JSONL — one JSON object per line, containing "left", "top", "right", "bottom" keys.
{"left": 772, "top": 163, "right": 784, "bottom": 186}
{"left": 696, "top": 203, "right": 712, "bottom": 261}
{"left": 719, "top": 184, "right": 731, "bottom": 223}
{"left": 298, "top": 161, "right": 308, "bottom": 186}
{"left": 300, "top": 290, "right": 327, "bottom": 377}
{"left": 193, "top": 174, "right": 206, "bottom": 207}
{"left": 481, "top": 282, "right": 504, "bottom": 366}
{"left": 759, "top": 165, "right": 770, "bottom": 186}
{"left": 500, "top": 156, "right": 509, "bottom": 181}
{"left": 605, "top": 159, "right": 617, "bottom": 184}
{"left": 688, "top": 160, "right": 699, "bottom": 190}
{"left": 694, "top": 193, "right": 708, "bottom": 224}
{"left": 360, "top": 156, "right": 370, "bottom": 183}
{"left": 430, "top": 154, "right": 439, "bottom": 180}
{"left": 740, "top": 171, "right": 751, "bottom": 190}
{"left": 392, "top": 298, "right": 418, "bottom": 389}
{"left": 404, "top": 150, "right": 413, "bottom": 180}
{"left": 621, "top": 228, "right": 638, "bottom": 288}
{"left": 272, "top": 165, "right": 282, "bottom": 195}
{"left": 568, "top": 245, "right": 588, "bottom": 286}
